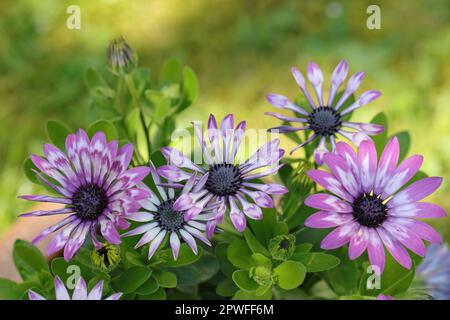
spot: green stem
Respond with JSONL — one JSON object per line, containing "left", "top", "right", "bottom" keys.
{"left": 124, "top": 74, "right": 152, "bottom": 163}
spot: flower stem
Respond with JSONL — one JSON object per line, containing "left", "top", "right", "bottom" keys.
{"left": 124, "top": 74, "right": 152, "bottom": 163}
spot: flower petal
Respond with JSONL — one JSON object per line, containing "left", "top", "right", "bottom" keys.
{"left": 170, "top": 232, "right": 181, "bottom": 260}
{"left": 388, "top": 177, "right": 443, "bottom": 208}
{"left": 320, "top": 222, "right": 358, "bottom": 250}
{"left": 306, "top": 169, "right": 354, "bottom": 202}
{"left": 266, "top": 93, "right": 310, "bottom": 115}
{"left": 348, "top": 226, "right": 369, "bottom": 260}
{"left": 54, "top": 276, "right": 70, "bottom": 300}
{"left": 291, "top": 67, "right": 317, "bottom": 109}
{"left": 374, "top": 137, "right": 399, "bottom": 195}
{"left": 328, "top": 60, "right": 348, "bottom": 106}
{"left": 358, "top": 139, "right": 378, "bottom": 193}
{"left": 367, "top": 228, "right": 386, "bottom": 273}
{"left": 157, "top": 165, "right": 192, "bottom": 182}
{"left": 307, "top": 62, "right": 324, "bottom": 106}
{"left": 87, "top": 281, "right": 104, "bottom": 300}
{"left": 383, "top": 219, "right": 426, "bottom": 257}
{"left": 381, "top": 155, "right": 423, "bottom": 197}
{"left": 323, "top": 153, "right": 359, "bottom": 197}
{"left": 305, "top": 194, "right": 353, "bottom": 213}
{"left": 388, "top": 202, "right": 447, "bottom": 219}
{"left": 147, "top": 229, "right": 167, "bottom": 260}
{"left": 72, "top": 277, "right": 88, "bottom": 300}
{"left": 305, "top": 211, "right": 354, "bottom": 229}
{"left": 377, "top": 227, "right": 412, "bottom": 269}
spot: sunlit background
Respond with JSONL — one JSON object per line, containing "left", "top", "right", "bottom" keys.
{"left": 1, "top": 0, "right": 449, "bottom": 242}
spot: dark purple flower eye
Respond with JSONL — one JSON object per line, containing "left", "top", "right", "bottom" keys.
{"left": 265, "top": 60, "right": 384, "bottom": 164}
{"left": 19, "top": 129, "right": 150, "bottom": 261}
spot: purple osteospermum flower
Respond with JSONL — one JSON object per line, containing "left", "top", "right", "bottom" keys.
{"left": 157, "top": 114, "right": 288, "bottom": 236}
{"left": 416, "top": 244, "right": 450, "bottom": 300}
{"left": 28, "top": 276, "right": 122, "bottom": 300}
{"left": 123, "top": 162, "right": 215, "bottom": 260}
{"left": 304, "top": 137, "right": 446, "bottom": 272}
{"left": 265, "top": 60, "right": 384, "bottom": 164}
{"left": 19, "top": 129, "right": 150, "bottom": 261}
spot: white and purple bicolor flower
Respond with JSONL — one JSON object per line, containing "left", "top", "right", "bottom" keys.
{"left": 304, "top": 137, "right": 446, "bottom": 272}
{"left": 28, "top": 276, "right": 122, "bottom": 300}
{"left": 416, "top": 243, "right": 450, "bottom": 300}
{"left": 19, "top": 129, "right": 150, "bottom": 261}
{"left": 123, "top": 161, "right": 216, "bottom": 260}
{"left": 266, "top": 60, "right": 384, "bottom": 164}
{"left": 157, "top": 114, "right": 288, "bottom": 236}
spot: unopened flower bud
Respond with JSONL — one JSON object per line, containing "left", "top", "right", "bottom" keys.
{"left": 107, "top": 36, "right": 137, "bottom": 75}
{"left": 91, "top": 243, "right": 120, "bottom": 271}
{"left": 269, "top": 234, "right": 296, "bottom": 261}
{"left": 250, "top": 266, "right": 273, "bottom": 286}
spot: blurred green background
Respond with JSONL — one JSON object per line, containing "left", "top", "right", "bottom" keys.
{"left": 0, "top": 0, "right": 449, "bottom": 238}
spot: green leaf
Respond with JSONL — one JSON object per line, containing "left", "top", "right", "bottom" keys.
{"left": 13, "top": 240, "right": 48, "bottom": 281}
{"left": 232, "top": 270, "right": 259, "bottom": 292}
{"left": 255, "top": 283, "right": 272, "bottom": 297}
{"left": 153, "top": 269, "right": 177, "bottom": 288}
{"left": 23, "top": 158, "right": 40, "bottom": 185}
{"left": 51, "top": 257, "right": 97, "bottom": 285}
{"left": 137, "top": 287, "right": 166, "bottom": 300}
{"left": 216, "top": 278, "right": 238, "bottom": 297}
{"left": 177, "top": 67, "right": 198, "bottom": 113}
{"left": 273, "top": 222, "right": 289, "bottom": 236}
{"left": 135, "top": 276, "right": 159, "bottom": 295}
{"left": 244, "top": 229, "right": 270, "bottom": 256}
{"left": 359, "top": 254, "right": 416, "bottom": 296}
{"left": 46, "top": 120, "right": 71, "bottom": 150}
{"left": 248, "top": 208, "right": 277, "bottom": 247}
{"left": 227, "top": 239, "right": 254, "bottom": 270}
{"left": 393, "top": 131, "right": 410, "bottom": 161}
{"left": 144, "top": 89, "right": 171, "bottom": 122}
{"left": 111, "top": 267, "right": 152, "bottom": 294}
{"left": 159, "top": 58, "right": 181, "bottom": 87}
{"left": 159, "top": 244, "right": 202, "bottom": 267}
{"left": 251, "top": 253, "right": 272, "bottom": 269}
{"left": 87, "top": 119, "right": 118, "bottom": 140}
{"left": 323, "top": 247, "right": 360, "bottom": 295}
{"left": 291, "top": 252, "right": 340, "bottom": 272}
{"left": 278, "top": 164, "right": 293, "bottom": 186}
{"left": 371, "top": 112, "right": 388, "bottom": 154}
{"left": 294, "top": 243, "right": 313, "bottom": 254}
{"left": 232, "top": 289, "right": 272, "bottom": 300}
{"left": 0, "top": 279, "right": 23, "bottom": 299}
{"left": 85, "top": 68, "right": 107, "bottom": 91}
{"left": 168, "top": 252, "right": 219, "bottom": 286}
{"left": 215, "top": 243, "right": 236, "bottom": 277}
{"left": 274, "top": 261, "right": 306, "bottom": 290}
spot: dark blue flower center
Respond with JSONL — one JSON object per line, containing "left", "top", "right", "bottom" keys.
{"left": 72, "top": 184, "right": 108, "bottom": 220}
{"left": 205, "top": 163, "right": 242, "bottom": 196}
{"left": 156, "top": 199, "right": 185, "bottom": 231}
{"left": 353, "top": 193, "right": 388, "bottom": 228}
{"left": 308, "top": 106, "right": 342, "bottom": 136}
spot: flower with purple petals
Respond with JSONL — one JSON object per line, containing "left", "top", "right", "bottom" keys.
{"left": 123, "top": 162, "right": 215, "bottom": 260}
{"left": 416, "top": 243, "right": 450, "bottom": 300}
{"left": 157, "top": 114, "right": 288, "bottom": 236}
{"left": 28, "top": 276, "right": 122, "bottom": 300}
{"left": 19, "top": 129, "right": 150, "bottom": 261}
{"left": 266, "top": 60, "right": 384, "bottom": 164}
{"left": 304, "top": 137, "right": 446, "bottom": 272}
